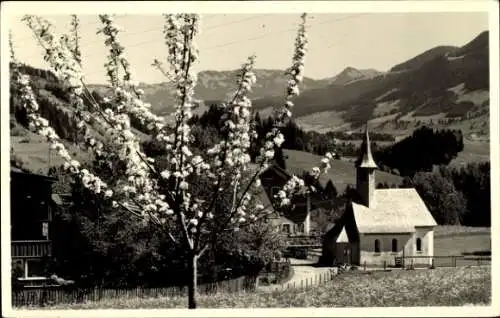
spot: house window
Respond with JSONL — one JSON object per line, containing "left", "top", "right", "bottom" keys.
{"left": 416, "top": 238, "right": 422, "bottom": 252}
{"left": 282, "top": 224, "right": 291, "bottom": 234}
{"left": 297, "top": 223, "right": 305, "bottom": 233}
{"left": 392, "top": 239, "right": 398, "bottom": 252}
{"left": 26, "top": 259, "right": 46, "bottom": 278}
{"left": 374, "top": 239, "right": 381, "bottom": 253}
{"left": 271, "top": 186, "right": 280, "bottom": 198}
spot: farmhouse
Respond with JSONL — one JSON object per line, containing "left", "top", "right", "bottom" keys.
{"left": 258, "top": 164, "right": 333, "bottom": 236}
{"left": 10, "top": 167, "right": 63, "bottom": 287}
{"left": 320, "top": 127, "right": 437, "bottom": 267}
{"left": 259, "top": 164, "right": 312, "bottom": 235}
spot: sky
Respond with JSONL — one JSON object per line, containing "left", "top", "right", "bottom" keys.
{"left": 9, "top": 12, "right": 488, "bottom": 84}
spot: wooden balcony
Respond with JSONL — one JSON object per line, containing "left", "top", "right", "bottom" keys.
{"left": 11, "top": 240, "right": 52, "bottom": 258}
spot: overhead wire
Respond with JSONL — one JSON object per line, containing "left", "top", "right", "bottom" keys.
{"left": 16, "top": 13, "right": 370, "bottom": 80}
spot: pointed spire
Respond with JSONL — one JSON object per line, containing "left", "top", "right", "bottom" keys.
{"left": 356, "top": 122, "right": 378, "bottom": 169}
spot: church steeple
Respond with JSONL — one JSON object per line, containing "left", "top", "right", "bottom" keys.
{"left": 356, "top": 124, "right": 378, "bottom": 169}
{"left": 355, "top": 123, "right": 378, "bottom": 207}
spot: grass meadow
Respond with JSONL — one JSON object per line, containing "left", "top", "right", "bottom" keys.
{"left": 30, "top": 266, "right": 490, "bottom": 309}
{"left": 283, "top": 149, "right": 403, "bottom": 193}
{"left": 433, "top": 226, "right": 491, "bottom": 256}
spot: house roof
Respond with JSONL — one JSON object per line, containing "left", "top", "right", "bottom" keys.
{"left": 351, "top": 188, "right": 437, "bottom": 233}
{"left": 254, "top": 187, "right": 273, "bottom": 211}
{"left": 11, "top": 167, "right": 57, "bottom": 182}
{"left": 336, "top": 227, "right": 349, "bottom": 243}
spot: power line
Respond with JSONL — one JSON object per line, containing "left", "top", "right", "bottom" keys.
{"left": 79, "top": 14, "right": 270, "bottom": 49}
{"left": 13, "top": 18, "right": 102, "bottom": 42}
{"left": 18, "top": 13, "right": 369, "bottom": 79}
{"left": 97, "top": 13, "right": 369, "bottom": 58}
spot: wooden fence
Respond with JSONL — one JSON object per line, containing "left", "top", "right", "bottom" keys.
{"left": 259, "top": 259, "right": 291, "bottom": 285}
{"left": 393, "top": 255, "right": 491, "bottom": 269}
{"left": 265, "top": 268, "right": 338, "bottom": 292}
{"left": 12, "top": 275, "right": 257, "bottom": 307}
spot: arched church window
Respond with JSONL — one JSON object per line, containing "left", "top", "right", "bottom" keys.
{"left": 392, "top": 238, "right": 398, "bottom": 252}
{"left": 374, "top": 239, "right": 380, "bottom": 253}
{"left": 416, "top": 238, "right": 422, "bottom": 252}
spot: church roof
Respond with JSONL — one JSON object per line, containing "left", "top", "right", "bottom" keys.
{"left": 351, "top": 188, "right": 437, "bottom": 233}
{"left": 355, "top": 124, "right": 378, "bottom": 169}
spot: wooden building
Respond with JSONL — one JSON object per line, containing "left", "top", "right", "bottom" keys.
{"left": 10, "top": 167, "right": 61, "bottom": 287}
{"left": 259, "top": 164, "right": 312, "bottom": 235}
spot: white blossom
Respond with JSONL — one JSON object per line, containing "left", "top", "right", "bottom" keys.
{"left": 17, "top": 13, "right": 319, "bottom": 261}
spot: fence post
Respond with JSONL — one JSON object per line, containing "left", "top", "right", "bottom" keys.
{"left": 384, "top": 260, "right": 386, "bottom": 271}
{"left": 364, "top": 261, "right": 366, "bottom": 271}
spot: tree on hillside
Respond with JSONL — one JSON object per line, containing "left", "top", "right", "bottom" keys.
{"left": 15, "top": 13, "right": 335, "bottom": 308}
{"left": 412, "top": 171, "right": 467, "bottom": 225}
{"left": 439, "top": 162, "right": 491, "bottom": 227}
{"left": 374, "top": 126, "right": 465, "bottom": 177}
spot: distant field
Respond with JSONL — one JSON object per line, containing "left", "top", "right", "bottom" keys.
{"left": 39, "top": 266, "right": 490, "bottom": 308}
{"left": 296, "top": 110, "right": 351, "bottom": 133}
{"left": 434, "top": 225, "right": 491, "bottom": 237}
{"left": 11, "top": 135, "right": 90, "bottom": 174}
{"left": 10, "top": 126, "right": 150, "bottom": 174}
{"left": 434, "top": 233, "right": 491, "bottom": 257}
{"left": 284, "top": 149, "right": 403, "bottom": 193}
{"left": 450, "top": 140, "right": 490, "bottom": 167}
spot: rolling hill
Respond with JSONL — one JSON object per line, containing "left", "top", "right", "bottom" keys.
{"left": 89, "top": 69, "right": 328, "bottom": 116}
{"left": 317, "top": 67, "right": 383, "bottom": 86}
{"left": 253, "top": 31, "right": 489, "bottom": 138}
{"left": 283, "top": 149, "right": 403, "bottom": 194}
{"left": 9, "top": 30, "right": 490, "bottom": 174}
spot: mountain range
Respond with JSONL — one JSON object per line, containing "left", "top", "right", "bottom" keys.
{"left": 12, "top": 30, "right": 489, "bottom": 140}
{"left": 91, "top": 30, "right": 487, "bottom": 138}
{"left": 252, "top": 30, "right": 489, "bottom": 137}
{"left": 9, "top": 30, "right": 490, "bottom": 175}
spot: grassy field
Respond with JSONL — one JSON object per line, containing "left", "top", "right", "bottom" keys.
{"left": 449, "top": 140, "right": 490, "bottom": 167}
{"left": 11, "top": 134, "right": 91, "bottom": 174}
{"left": 435, "top": 234, "right": 491, "bottom": 257}
{"left": 10, "top": 126, "right": 150, "bottom": 174}
{"left": 35, "top": 266, "right": 490, "bottom": 309}
{"left": 434, "top": 225, "right": 491, "bottom": 237}
{"left": 284, "top": 149, "right": 403, "bottom": 193}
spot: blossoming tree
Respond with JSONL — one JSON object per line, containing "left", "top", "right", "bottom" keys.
{"left": 12, "top": 13, "right": 333, "bottom": 308}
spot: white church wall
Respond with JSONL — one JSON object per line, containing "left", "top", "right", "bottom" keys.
{"left": 359, "top": 232, "right": 413, "bottom": 266}
{"left": 415, "top": 226, "right": 434, "bottom": 265}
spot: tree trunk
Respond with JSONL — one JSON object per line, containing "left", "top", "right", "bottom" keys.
{"left": 187, "top": 252, "right": 198, "bottom": 309}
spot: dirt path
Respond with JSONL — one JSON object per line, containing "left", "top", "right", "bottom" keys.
{"left": 258, "top": 258, "right": 334, "bottom": 292}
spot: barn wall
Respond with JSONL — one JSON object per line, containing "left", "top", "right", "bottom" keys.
{"left": 271, "top": 217, "right": 300, "bottom": 235}
{"left": 334, "top": 242, "right": 360, "bottom": 265}
{"left": 359, "top": 233, "right": 414, "bottom": 266}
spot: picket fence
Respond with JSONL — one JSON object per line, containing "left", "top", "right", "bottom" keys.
{"left": 12, "top": 275, "right": 257, "bottom": 307}
{"left": 265, "top": 268, "right": 338, "bottom": 292}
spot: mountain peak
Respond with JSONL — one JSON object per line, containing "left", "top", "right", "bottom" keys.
{"left": 324, "top": 66, "right": 381, "bottom": 86}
